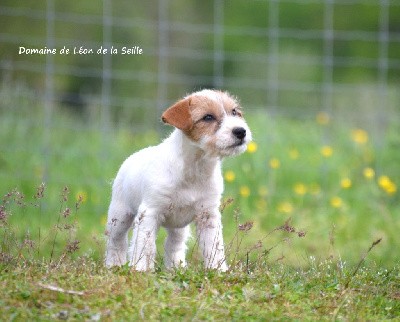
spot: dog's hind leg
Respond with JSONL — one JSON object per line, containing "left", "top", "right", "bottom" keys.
{"left": 105, "top": 200, "right": 134, "bottom": 267}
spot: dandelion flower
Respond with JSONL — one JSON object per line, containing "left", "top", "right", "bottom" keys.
{"left": 278, "top": 202, "right": 293, "bottom": 214}
{"left": 385, "top": 184, "right": 397, "bottom": 195}
{"left": 269, "top": 158, "right": 281, "bottom": 169}
{"left": 293, "top": 183, "right": 307, "bottom": 196}
{"left": 363, "top": 167, "right": 375, "bottom": 180}
{"left": 247, "top": 141, "right": 258, "bottom": 153}
{"left": 320, "top": 145, "right": 333, "bottom": 158}
{"left": 378, "top": 175, "right": 391, "bottom": 189}
{"left": 378, "top": 175, "right": 397, "bottom": 196}
{"left": 316, "top": 112, "right": 330, "bottom": 125}
{"left": 76, "top": 190, "right": 88, "bottom": 203}
{"left": 330, "top": 196, "right": 343, "bottom": 208}
{"left": 289, "top": 148, "right": 299, "bottom": 160}
{"left": 240, "top": 186, "right": 251, "bottom": 198}
{"left": 351, "top": 129, "right": 369, "bottom": 144}
{"left": 340, "top": 178, "right": 352, "bottom": 189}
{"left": 224, "top": 170, "right": 236, "bottom": 182}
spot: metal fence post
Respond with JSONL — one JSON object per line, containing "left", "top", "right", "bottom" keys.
{"left": 214, "top": 0, "right": 224, "bottom": 89}
{"left": 101, "top": 0, "right": 112, "bottom": 153}
{"left": 43, "top": 0, "right": 55, "bottom": 183}
{"left": 156, "top": 0, "right": 169, "bottom": 136}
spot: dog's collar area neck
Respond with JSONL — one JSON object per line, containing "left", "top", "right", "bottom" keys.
{"left": 175, "top": 133, "right": 218, "bottom": 166}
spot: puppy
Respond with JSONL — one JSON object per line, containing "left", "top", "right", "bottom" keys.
{"left": 105, "top": 89, "right": 252, "bottom": 271}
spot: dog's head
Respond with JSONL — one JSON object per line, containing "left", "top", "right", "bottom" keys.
{"left": 162, "top": 89, "right": 252, "bottom": 157}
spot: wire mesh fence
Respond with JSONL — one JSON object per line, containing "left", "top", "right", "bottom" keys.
{"left": 0, "top": 0, "right": 399, "bottom": 186}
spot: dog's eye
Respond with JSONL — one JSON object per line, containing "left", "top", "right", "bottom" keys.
{"left": 202, "top": 114, "right": 215, "bottom": 122}
{"left": 232, "top": 108, "right": 242, "bottom": 117}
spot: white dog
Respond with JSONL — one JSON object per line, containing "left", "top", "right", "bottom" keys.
{"left": 105, "top": 89, "right": 252, "bottom": 271}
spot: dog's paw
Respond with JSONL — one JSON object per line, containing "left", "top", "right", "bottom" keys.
{"left": 105, "top": 251, "right": 128, "bottom": 268}
{"left": 218, "top": 262, "right": 228, "bottom": 272}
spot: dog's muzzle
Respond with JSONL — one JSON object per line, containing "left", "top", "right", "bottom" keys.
{"left": 230, "top": 127, "right": 247, "bottom": 147}
{"left": 232, "top": 127, "right": 246, "bottom": 140}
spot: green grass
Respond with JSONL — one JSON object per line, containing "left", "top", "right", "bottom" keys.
{"left": 1, "top": 254, "right": 399, "bottom": 320}
{"left": 1, "top": 85, "right": 399, "bottom": 319}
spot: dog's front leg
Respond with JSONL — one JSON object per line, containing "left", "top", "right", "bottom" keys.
{"left": 164, "top": 226, "right": 191, "bottom": 269}
{"left": 195, "top": 210, "right": 228, "bottom": 271}
{"left": 128, "top": 206, "right": 159, "bottom": 271}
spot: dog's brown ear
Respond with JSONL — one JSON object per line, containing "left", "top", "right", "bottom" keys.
{"left": 161, "top": 98, "right": 192, "bottom": 132}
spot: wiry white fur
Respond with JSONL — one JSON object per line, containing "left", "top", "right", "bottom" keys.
{"left": 191, "top": 89, "right": 220, "bottom": 102}
{"left": 104, "top": 90, "right": 252, "bottom": 271}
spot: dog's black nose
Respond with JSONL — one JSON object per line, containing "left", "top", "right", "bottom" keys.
{"left": 232, "top": 127, "right": 246, "bottom": 140}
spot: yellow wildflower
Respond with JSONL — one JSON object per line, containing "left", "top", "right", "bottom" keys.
{"left": 378, "top": 175, "right": 397, "bottom": 196}
{"left": 340, "top": 178, "right": 352, "bottom": 189}
{"left": 289, "top": 148, "right": 299, "bottom": 160}
{"left": 224, "top": 170, "right": 236, "bottom": 183}
{"left": 76, "top": 190, "right": 88, "bottom": 203}
{"left": 385, "top": 184, "right": 397, "bottom": 195}
{"left": 330, "top": 196, "right": 343, "bottom": 208}
{"left": 240, "top": 186, "right": 251, "bottom": 198}
{"left": 351, "top": 129, "right": 369, "bottom": 144}
{"left": 247, "top": 141, "right": 258, "bottom": 153}
{"left": 293, "top": 183, "right": 307, "bottom": 196}
{"left": 363, "top": 167, "right": 375, "bottom": 179}
{"left": 320, "top": 145, "right": 333, "bottom": 158}
{"left": 269, "top": 158, "right": 281, "bottom": 169}
{"left": 278, "top": 202, "right": 293, "bottom": 214}
{"left": 316, "top": 112, "right": 330, "bottom": 125}
{"left": 378, "top": 175, "right": 390, "bottom": 187}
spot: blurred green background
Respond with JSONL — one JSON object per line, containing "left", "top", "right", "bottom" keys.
{"left": 0, "top": 0, "right": 399, "bottom": 265}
